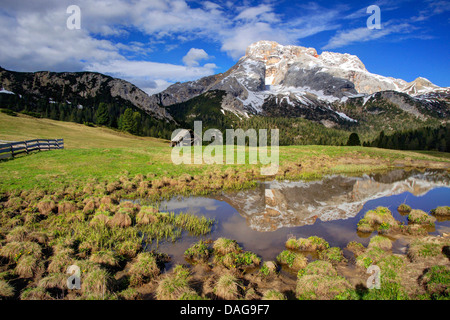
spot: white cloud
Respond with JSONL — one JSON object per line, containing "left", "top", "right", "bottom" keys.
{"left": 3, "top": 0, "right": 437, "bottom": 95}
{"left": 85, "top": 59, "right": 218, "bottom": 95}
{"left": 234, "top": 4, "right": 279, "bottom": 23}
{"left": 182, "top": 48, "right": 210, "bottom": 66}
{"left": 322, "top": 23, "right": 413, "bottom": 49}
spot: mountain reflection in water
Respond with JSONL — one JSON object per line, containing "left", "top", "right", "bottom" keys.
{"left": 156, "top": 169, "right": 450, "bottom": 265}
{"left": 214, "top": 169, "right": 450, "bottom": 231}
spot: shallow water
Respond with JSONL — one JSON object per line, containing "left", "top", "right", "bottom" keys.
{"left": 148, "top": 169, "right": 450, "bottom": 266}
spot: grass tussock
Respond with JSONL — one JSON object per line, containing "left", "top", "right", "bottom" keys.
{"left": 407, "top": 237, "right": 450, "bottom": 262}
{"left": 184, "top": 240, "right": 212, "bottom": 263}
{"left": 296, "top": 261, "right": 351, "bottom": 300}
{"left": 136, "top": 206, "right": 158, "bottom": 225}
{"left": 15, "top": 255, "right": 44, "bottom": 278}
{"left": 156, "top": 265, "right": 195, "bottom": 300}
{"left": 357, "top": 207, "right": 398, "bottom": 233}
{"left": 89, "top": 250, "right": 120, "bottom": 268}
{"left": 262, "top": 289, "right": 286, "bottom": 300}
{"left": 20, "top": 287, "right": 53, "bottom": 300}
{"left": 0, "top": 280, "right": 14, "bottom": 298}
{"left": 47, "top": 250, "right": 73, "bottom": 273}
{"left": 276, "top": 250, "right": 307, "bottom": 270}
{"left": 318, "top": 247, "right": 346, "bottom": 264}
{"left": 128, "top": 252, "right": 160, "bottom": 287}
{"left": 285, "top": 236, "right": 329, "bottom": 251}
{"left": 215, "top": 273, "right": 241, "bottom": 300}
{"left": 213, "top": 238, "right": 242, "bottom": 255}
{"left": 39, "top": 273, "right": 67, "bottom": 290}
{"left": 81, "top": 268, "right": 114, "bottom": 296}
{"left": 108, "top": 210, "right": 132, "bottom": 228}
{"left": 397, "top": 204, "right": 412, "bottom": 214}
{"left": 368, "top": 235, "right": 393, "bottom": 251}
{"left": 0, "top": 241, "right": 42, "bottom": 261}
{"left": 430, "top": 206, "right": 450, "bottom": 216}
{"left": 407, "top": 209, "right": 436, "bottom": 226}
{"left": 36, "top": 200, "right": 57, "bottom": 215}
{"left": 420, "top": 265, "right": 450, "bottom": 299}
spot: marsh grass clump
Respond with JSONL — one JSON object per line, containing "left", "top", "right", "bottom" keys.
{"left": 215, "top": 274, "right": 241, "bottom": 300}
{"left": 4, "top": 196, "right": 25, "bottom": 211}
{"left": 57, "top": 200, "right": 78, "bottom": 214}
{"left": 81, "top": 268, "right": 114, "bottom": 296}
{"left": 318, "top": 247, "right": 346, "bottom": 264}
{"left": 90, "top": 250, "right": 120, "bottom": 268}
{"left": 276, "top": 250, "right": 307, "bottom": 270}
{"left": 108, "top": 210, "right": 132, "bottom": 228}
{"left": 118, "top": 287, "right": 140, "bottom": 300}
{"left": 82, "top": 200, "right": 96, "bottom": 215}
{"left": 128, "top": 252, "right": 160, "bottom": 287}
{"left": 357, "top": 207, "right": 398, "bottom": 233}
{"left": 6, "top": 226, "right": 28, "bottom": 242}
{"left": 89, "top": 212, "right": 111, "bottom": 227}
{"left": 15, "top": 255, "right": 44, "bottom": 278}
{"left": 286, "top": 236, "right": 329, "bottom": 251}
{"left": 377, "top": 254, "right": 406, "bottom": 283}
{"left": 106, "top": 181, "right": 121, "bottom": 194}
{"left": 421, "top": 265, "right": 450, "bottom": 299}
{"left": 299, "top": 260, "right": 337, "bottom": 278}
{"left": 171, "top": 212, "right": 215, "bottom": 236}
{"left": 222, "top": 251, "right": 261, "bottom": 270}
{"left": 39, "top": 273, "right": 68, "bottom": 291}
{"left": 0, "top": 280, "right": 14, "bottom": 298}
{"left": 430, "top": 206, "right": 450, "bottom": 217}
{"left": 407, "top": 209, "right": 436, "bottom": 226}
{"left": 36, "top": 199, "right": 57, "bottom": 216}
{"left": 136, "top": 206, "right": 158, "bottom": 225}
{"left": 262, "top": 289, "right": 286, "bottom": 300}
{"left": 407, "top": 238, "right": 447, "bottom": 262}
{"left": 259, "top": 261, "right": 277, "bottom": 278}
{"left": 48, "top": 250, "right": 73, "bottom": 273}
{"left": 156, "top": 265, "right": 195, "bottom": 300}
{"left": 296, "top": 260, "right": 351, "bottom": 300}
{"left": 285, "top": 237, "right": 300, "bottom": 250}
{"left": 213, "top": 238, "right": 242, "bottom": 256}
{"left": 184, "top": 240, "right": 211, "bottom": 263}
{"left": 20, "top": 286, "right": 53, "bottom": 300}
{"left": 345, "top": 241, "right": 365, "bottom": 257}
{"left": 356, "top": 247, "right": 387, "bottom": 268}
{"left": 27, "top": 231, "right": 49, "bottom": 245}
{"left": 0, "top": 241, "right": 42, "bottom": 261}
{"left": 368, "top": 235, "right": 393, "bottom": 251}
{"left": 359, "top": 254, "right": 409, "bottom": 300}
{"left": 397, "top": 204, "right": 412, "bottom": 214}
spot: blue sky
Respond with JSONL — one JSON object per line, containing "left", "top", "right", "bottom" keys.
{"left": 0, "top": 0, "right": 448, "bottom": 94}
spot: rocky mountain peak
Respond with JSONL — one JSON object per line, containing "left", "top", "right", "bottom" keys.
{"left": 318, "top": 51, "right": 367, "bottom": 72}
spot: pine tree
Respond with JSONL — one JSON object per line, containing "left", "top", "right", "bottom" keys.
{"left": 95, "top": 102, "right": 110, "bottom": 126}
{"left": 346, "top": 132, "right": 361, "bottom": 146}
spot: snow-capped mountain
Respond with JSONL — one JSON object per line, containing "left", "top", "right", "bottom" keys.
{"left": 153, "top": 40, "right": 449, "bottom": 124}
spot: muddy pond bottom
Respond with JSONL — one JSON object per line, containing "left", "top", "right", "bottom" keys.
{"left": 147, "top": 169, "right": 450, "bottom": 267}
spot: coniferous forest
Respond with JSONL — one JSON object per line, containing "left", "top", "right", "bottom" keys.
{"left": 366, "top": 125, "right": 450, "bottom": 152}
{"left": 0, "top": 92, "right": 177, "bottom": 139}
{"left": 1, "top": 91, "right": 448, "bottom": 152}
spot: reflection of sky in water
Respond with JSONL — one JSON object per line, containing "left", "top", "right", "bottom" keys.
{"left": 157, "top": 184, "right": 450, "bottom": 266}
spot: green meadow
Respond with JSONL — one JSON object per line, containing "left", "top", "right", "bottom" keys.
{"left": 1, "top": 112, "right": 449, "bottom": 194}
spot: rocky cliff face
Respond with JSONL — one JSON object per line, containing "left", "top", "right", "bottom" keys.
{"left": 0, "top": 68, "right": 172, "bottom": 120}
{"left": 152, "top": 40, "right": 449, "bottom": 124}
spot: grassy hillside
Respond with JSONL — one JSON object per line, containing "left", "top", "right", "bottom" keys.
{"left": 0, "top": 111, "right": 449, "bottom": 196}
{"left": 0, "top": 112, "right": 167, "bottom": 149}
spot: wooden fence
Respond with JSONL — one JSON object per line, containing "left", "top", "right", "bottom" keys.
{"left": 0, "top": 139, "right": 64, "bottom": 159}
